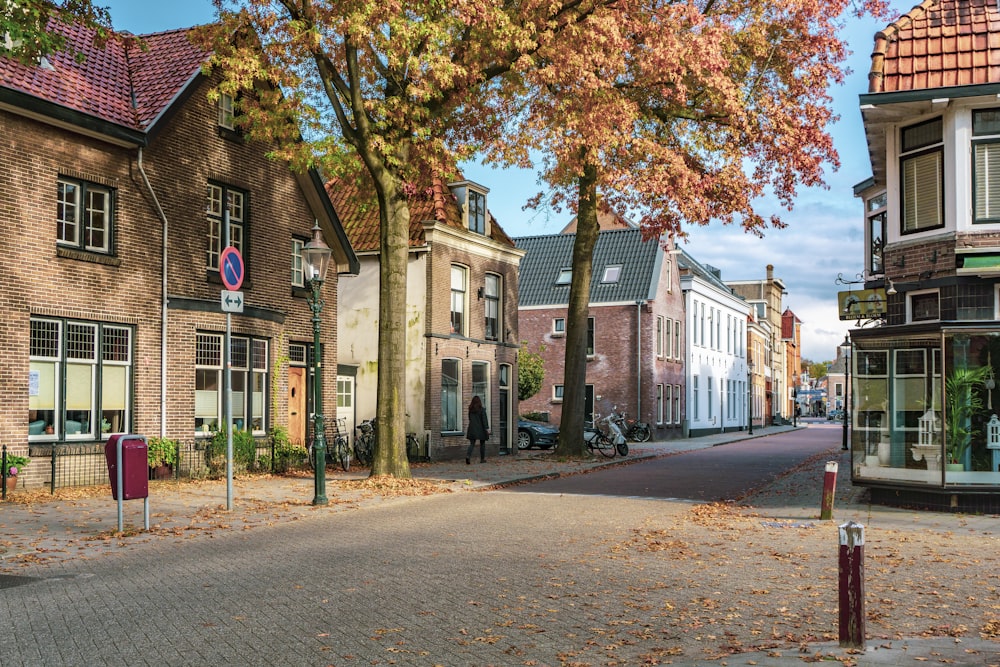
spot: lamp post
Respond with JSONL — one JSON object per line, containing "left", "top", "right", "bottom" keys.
{"left": 747, "top": 361, "right": 754, "bottom": 435}
{"left": 303, "top": 223, "right": 332, "bottom": 506}
{"left": 840, "top": 334, "right": 851, "bottom": 451}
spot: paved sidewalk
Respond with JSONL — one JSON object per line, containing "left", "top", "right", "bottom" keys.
{"left": 2, "top": 422, "right": 998, "bottom": 666}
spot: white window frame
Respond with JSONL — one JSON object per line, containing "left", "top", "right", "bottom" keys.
{"left": 291, "top": 238, "right": 305, "bottom": 288}
{"left": 656, "top": 316, "right": 665, "bottom": 358}
{"left": 552, "top": 318, "right": 566, "bottom": 336}
{"left": 673, "top": 384, "right": 681, "bottom": 424}
{"left": 972, "top": 108, "right": 1000, "bottom": 224}
{"left": 207, "top": 182, "right": 246, "bottom": 271}
{"left": 484, "top": 273, "right": 501, "bottom": 341}
{"left": 441, "top": 358, "right": 462, "bottom": 432}
{"left": 468, "top": 189, "right": 486, "bottom": 235}
{"left": 555, "top": 268, "right": 572, "bottom": 285}
{"left": 552, "top": 384, "right": 564, "bottom": 402}
{"left": 450, "top": 265, "right": 468, "bottom": 336}
{"left": 900, "top": 117, "right": 944, "bottom": 234}
{"left": 601, "top": 264, "right": 622, "bottom": 283}
{"left": 907, "top": 288, "right": 940, "bottom": 323}
{"left": 57, "top": 177, "right": 112, "bottom": 254}
{"left": 471, "top": 361, "right": 490, "bottom": 414}
{"left": 218, "top": 92, "right": 235, "bottom": 129}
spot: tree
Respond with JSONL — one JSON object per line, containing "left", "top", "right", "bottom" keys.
{"left": 808, "top": 360, "right": 829, "bottom": 380}
{"left": 201, "top": 1, "right": 613, "bottom": 477}
{"left": 1, "top": 0, "right": 113, "bottom": 65}
{"left": 469, "top": 0, "right": 889, "bottom": 456}
{"left": 517, "top": 342, "right": 545, "bottom": 402}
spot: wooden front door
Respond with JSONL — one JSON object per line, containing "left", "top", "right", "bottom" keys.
{"left": 288, "top": 366, "right": 307, "bottom": 446}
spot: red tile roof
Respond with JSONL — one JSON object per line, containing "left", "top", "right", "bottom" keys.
{"left": 1, "top": 20, "right": 207, "bottom": 133}
{"left": 326, "top": 177, "right": 515, "bottom": 253}
{"left": 870, "top": 0, "right": 1000, "bottom": 93}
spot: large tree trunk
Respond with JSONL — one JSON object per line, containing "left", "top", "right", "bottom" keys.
{"left": 366, "top": 161, "right": 412, "bottom": 478}
{"left": 555, "top": 162, "right": 600, "bottom": 458}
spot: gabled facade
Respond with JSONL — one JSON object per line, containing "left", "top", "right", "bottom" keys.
{"left": 1, "top": 22, "right": 357, "bottom": 486}
{"left": 726, "top": 265, "right": 790, "bottom": 424}
{"left": 678, "top": 251, "right": 751, "bottom": 436}
{"left": 516, "top": 228, "right": 685, "bottom": 437}
{"left": 851, "top": 0, "right": 1000, "bottom": 509}
{"left": 782, "top": 308, "right": 803, "bottom": 420}
{"left": 329, "top": 178, "right": 523, "bottom": 459}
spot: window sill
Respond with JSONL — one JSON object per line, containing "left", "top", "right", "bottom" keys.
{"left": 586, "top": 355, "right": 596, "bottom": 361}
{"left": 551, "top": 332, "right": 565, "bottom": 338}
{"left": 441, "top": 430, "right": 464, "bottom": 438}
{"left": 56, "top": 246, "right": 121, "bottom": 266}
{"left": 551, "top": 398, "right": 563, "bottom": 404}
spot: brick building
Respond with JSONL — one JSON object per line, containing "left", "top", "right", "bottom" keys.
{"left": 1, "top": 22, "right": 357, "bottom": 486}
{"left": 516, "top": 227, "right": 685, "bottom": 439}
{"left": 329, "top": 178, "right": 523, "bottom": 459}
{"left": 851, "top": 0, "right": 1000, "bottom": 509}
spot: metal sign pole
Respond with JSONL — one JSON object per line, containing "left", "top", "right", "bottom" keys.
{"left": 223, "top": 211, "right": 233, "bottom": 511}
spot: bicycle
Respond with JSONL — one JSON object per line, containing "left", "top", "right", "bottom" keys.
{"left": 308, "top": 416, "right": 351, "bottom": 472}
{"left": 354, "top": 418, "right": 376, "bottom": 466}
{"left": 584, "top": 414, "right": 617, "bottom": 458}
{"left": 406, "top": 432, "right": 428, "bottom": 462}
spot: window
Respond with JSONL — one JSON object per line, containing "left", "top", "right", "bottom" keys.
{"left": 665, "top": 258, "right": 672, "bottom": 292}
{"left": 673, "top": 319, "right": 681, "bottom": 359}
{"left": 291, "top": 238, "right": 305, "bottom": 288}
{"left": 692, "top": 300, "right": 698, "bottom": 344}
{"left": 207, "top": 183, "right": 246, "bottom": 271}
{"left": 656, "top": 316, "right": 665, "bottom": 357}
{"left": 700, "top": 303, "right": 706, "bottom": 346}
{"left": 218, "top": 92, "right": 235, "bottom": 129}
{"left": 707, "top": 376, "right": 714, "bottom": 419}
{"left": 57, "top": 177, "right": 113, "bottom": 254}
{"left": 602, "top": 265, "right": 622, "bottom": 283}
{"left": 450, "top": 265, "right": 467, "bottom": 335}
{"left": 484, "top": 273, "right": 501, "bottom": 341}
{"left": 673, "top": 384, "right": 681, "bottom": 424}
{"left": 553, "top": 318, "right": 565, "bottom": 335}
{"left": 468, "top": 190, "right": 486, "bottom": 235}
{"left": 656, "top": 384, "right": 670, "bottom": 424}
{"left": 693, "top": 375, "right": 699, "bottom": 420}
{"left": 555, "top": 268, "right": 572, "bottom": 285}
{"left": 909, "top": 291, "right": 940, "bottom": 322}
{"left": 867, "top": 192, "right": 887, "bottom": 275}
{"left": 973, "top": 109, "right": 1000, "bottom": 223}
{"left": 441, "top": 359, "right": 461, "bottom": 431}
{"left": 195, "top": 333, "right": 267, "bottom": 433}
{"left": 553, "top": 384, "right": 564, "bottom": 401}
{"left": 957, "top": 283, "right": 994, "bottom": 320}
{"left": 472, "top": 361, "right": 489, "bottom": 410}
{"left": 900, "top": 118, "right": 943, "bottom": 233}
{"left": 29, "top": 318, "right": 132, "bottom": 440}
{"left": 336, "top": 378, "right": 352, "bottom": 409}
{"left": 587, "top": 317, "right": 595, "bottom": 356}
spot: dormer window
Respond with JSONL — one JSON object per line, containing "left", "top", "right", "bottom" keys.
{"left": 469, "top": 189, "right": 486, "bottom": 235}
{"left": 867, "top": 192, "right": 887, "bottom": 276}
{"left": 448, "top": 180, "right": 489, "bottom": 236}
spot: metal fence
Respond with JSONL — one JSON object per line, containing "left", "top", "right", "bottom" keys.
{"left": 4, "top": 437, "right": 309, "bottom": 494}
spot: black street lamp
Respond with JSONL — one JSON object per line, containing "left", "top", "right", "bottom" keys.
{"left": 747, "top": 361, "right": 754, "bottom": 435}
{"left": 303, "top": 223, "right": 332, "bottom": 506}
{"left": 840, "top": 333, "right": 851, "bottom": 451}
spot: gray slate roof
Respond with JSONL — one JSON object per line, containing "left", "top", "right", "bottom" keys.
{"left": 514, "top": 228, "right": 664, "bottom": 306}
{"left": 677, "top": 248, "right": 735, "bottom": 294}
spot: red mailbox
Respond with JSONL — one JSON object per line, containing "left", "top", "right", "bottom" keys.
{"left": 105, "top": 435, "right": 149, "bottom": 500}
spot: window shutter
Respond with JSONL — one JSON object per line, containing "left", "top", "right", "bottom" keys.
{"left": 975, "top": 142, "right": 1000, "bottom": 221}
{"left": 903, "top": 151, "right": 941, "bottom": 231}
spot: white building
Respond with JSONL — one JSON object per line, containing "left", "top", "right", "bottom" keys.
{"left": 679, "top": 251, "right": 752, "bottom": 437}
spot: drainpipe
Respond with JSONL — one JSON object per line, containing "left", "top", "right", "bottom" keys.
{"left": 636, "top": 300, "right": 645, "bottom": 422}
{"left": 137, "top": 148, "right": 169, "bottom": 438}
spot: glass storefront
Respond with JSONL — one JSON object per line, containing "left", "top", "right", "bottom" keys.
{"left": 852, "top": 330, "right": 1000, "bottom": 487}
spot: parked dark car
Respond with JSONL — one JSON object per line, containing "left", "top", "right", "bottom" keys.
{"left": 517, "top": 419, "right": 559, "bottom": 450}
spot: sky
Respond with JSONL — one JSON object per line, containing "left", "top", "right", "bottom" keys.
{"left": 103, "top": 1, "right": 893, "bottom": 363}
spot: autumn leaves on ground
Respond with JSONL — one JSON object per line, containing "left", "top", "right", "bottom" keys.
{"left": 4, "top": 476, "right": 1000, "bottom": 665}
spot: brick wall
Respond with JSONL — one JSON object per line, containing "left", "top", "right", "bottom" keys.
{"left": 1, "top": 73, "right": 340, "bottom": 484}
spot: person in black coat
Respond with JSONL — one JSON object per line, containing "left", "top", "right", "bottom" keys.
{"left": 465, "top": 395, "right": 490, "bottom": 464}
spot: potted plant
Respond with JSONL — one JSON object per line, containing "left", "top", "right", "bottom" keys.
{"left": 146, "top": 437, "right": 179, "bottom": 479}
{"left": 4, "top": 454, "right": 29, "bottom": 494}
{"left": 945, "top": 366, "right": 991, "bottom": 471}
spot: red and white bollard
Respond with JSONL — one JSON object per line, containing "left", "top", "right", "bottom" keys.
{"left": 820, "top": 461, "right": 838, "bottom": 520}
{"left": 838, "top": 520, "right": 866, "bottom": 649}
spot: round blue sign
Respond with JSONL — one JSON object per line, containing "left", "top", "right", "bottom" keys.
{"left": 219, "top": 246, "right": 244, "bottom": 291}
